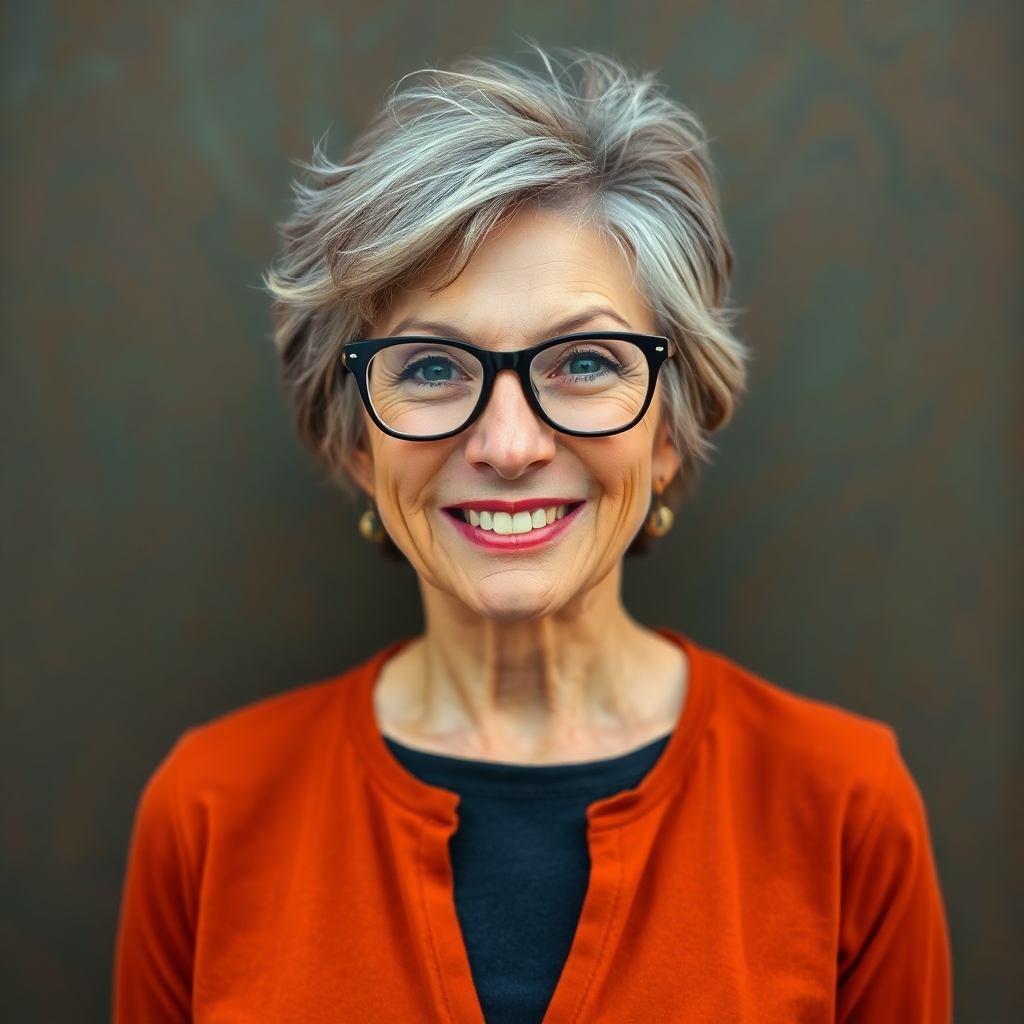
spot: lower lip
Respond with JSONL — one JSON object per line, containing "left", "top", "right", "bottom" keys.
{"left": 444, "top": 504, "right": 584, "bottom": 551}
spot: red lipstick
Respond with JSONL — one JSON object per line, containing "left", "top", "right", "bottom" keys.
{"left": 443, "top": 501, "right": 584, "bottom": 551}
{"left": 444, "top": 498, "right": 580, "bottom": 515}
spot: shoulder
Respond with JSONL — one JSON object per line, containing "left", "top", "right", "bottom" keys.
{"left": 681, "top": 641, "right": 950, "bottom": 1011}
{"left": 683, "top": 640, "right": 926, "bottom": 852}
{"left": 691, "top": 641, "right": 898, "bottom": 791}
{"left": 684, "top": 640, "right": 936, "bottom": 886}
{"left": 145, "top": 646, "right": 394, "bottom": 813}
{"left": 170, "top": 676, "right": 346, "bottom": 787}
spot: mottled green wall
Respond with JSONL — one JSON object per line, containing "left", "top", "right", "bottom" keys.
{"left": 1, "top": 1, "right": 1020, "bottom": 1020}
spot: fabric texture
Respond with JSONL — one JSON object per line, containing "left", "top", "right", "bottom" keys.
{"left": 385, "top": 734, "right": 670, "bottom": 1024}
{"left": 114, "top": 634, "right": 951, "bottom": 1023}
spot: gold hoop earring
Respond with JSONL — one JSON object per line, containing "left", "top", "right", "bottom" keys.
{"left": 644, "top": 486, "right": 674, "bottom": 538}
{"left": 359, "top": 501, "right": 386, "bottom": 543}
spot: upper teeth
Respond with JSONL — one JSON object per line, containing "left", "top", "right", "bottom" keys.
{"left": 467, "top": 506, "right": 568, "bottom": 534}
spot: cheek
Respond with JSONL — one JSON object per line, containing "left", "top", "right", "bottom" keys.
{"left": 579, "top": 433, "right": 655, "bottom": 520}
{"left": 559, "top": 440, "right": 651, "bottom": 581}
{"left": 371, "top": 437, "right": 453, "bottom": 524}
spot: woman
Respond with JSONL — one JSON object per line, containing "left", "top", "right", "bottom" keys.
{"left": 115, "top": 53, "right": 950, "bottom": 1023}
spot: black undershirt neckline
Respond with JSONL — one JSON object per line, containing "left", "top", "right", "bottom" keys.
{"left": 385, "top": 734, "right": 671, "bottom": 1024}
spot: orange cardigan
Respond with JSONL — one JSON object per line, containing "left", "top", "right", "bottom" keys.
{"left": 114, "top": 635, "right": 951, "bottom": 1022}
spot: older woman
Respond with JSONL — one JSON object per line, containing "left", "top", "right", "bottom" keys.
{"left": 115, "top": 53, "right": 950, "bottom": 1023}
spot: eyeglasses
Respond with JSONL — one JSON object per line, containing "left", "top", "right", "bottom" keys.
{"left": 341, "top": 331, "right": 671, "bottom": 441}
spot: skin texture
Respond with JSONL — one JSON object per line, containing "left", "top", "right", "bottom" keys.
{"left": 349, "top": 207, "right": 687, "bottom": 763}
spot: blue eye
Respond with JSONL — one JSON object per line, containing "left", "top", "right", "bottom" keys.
{"left": 568, "top": 354, "right": 601, "bottom": 375}
{"left": 563, "top": 349, "right": 616, "bottom": 377}
{"left": 403, "top": 357, "right": 457, "bottom": 382}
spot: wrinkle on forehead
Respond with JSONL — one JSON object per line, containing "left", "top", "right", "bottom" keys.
{"left": 371, "top": 206, "right": 656, "bottom": 346}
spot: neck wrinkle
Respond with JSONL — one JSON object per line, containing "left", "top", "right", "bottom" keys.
{"left": 409, "top": 565, "right": 661, "bottom": 758}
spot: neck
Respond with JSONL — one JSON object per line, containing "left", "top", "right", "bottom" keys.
{"left": 374, "top": 566, "right": 686, "bottom": 763}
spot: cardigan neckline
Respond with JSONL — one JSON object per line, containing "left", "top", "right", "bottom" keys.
{"left": 345, "top": 629, "right": 716, "bottom": 829}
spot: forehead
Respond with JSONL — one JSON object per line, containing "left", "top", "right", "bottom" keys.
{"left": 372, "top": 206, "right": 656, "bottom": 346}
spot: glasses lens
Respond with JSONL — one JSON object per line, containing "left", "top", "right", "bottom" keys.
{"left": 367, "top": 341, "right": 484, "bottom": 437}
{"left": 529, "top": 337, "right": 650, "bottom": 433}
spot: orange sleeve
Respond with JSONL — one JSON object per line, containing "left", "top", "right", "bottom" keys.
{"left": 113, "top": 742, "right": 199, "bottom": 1024}
{"left": 836, "top": 734, "right": 952, "bottom": 1023}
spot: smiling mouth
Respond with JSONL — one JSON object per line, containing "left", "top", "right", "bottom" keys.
{"left": 445, "top": 502, "right": 584, "bottom": 537}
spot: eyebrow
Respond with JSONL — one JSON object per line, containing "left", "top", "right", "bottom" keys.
{"left": 386, "top": 305, "right": 636, "bottom": 344}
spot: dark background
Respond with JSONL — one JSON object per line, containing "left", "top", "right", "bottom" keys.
{"left": 1, "top": 1, "right": 1020, "bottom": 1020}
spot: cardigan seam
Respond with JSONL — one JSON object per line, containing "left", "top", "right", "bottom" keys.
{"left": 346, "top": 646, "right": 462, "bottom": 825}
{"left": 586, "top": 651, "right": 717, "bottom": 833}
{"left": 836, "top": 732, "right": 901, "bottom": 991}
{"left": 569, "top": 826, "right": 625, "bottom": 1024}
{"left": 843, "top": 730, "right": 899, "bottom": 871}
{"left": 165, "top": 740, "right": 201, "bottom": 1019}
{"left": 416, "top": 816, "right": 460, "bottom": 1024}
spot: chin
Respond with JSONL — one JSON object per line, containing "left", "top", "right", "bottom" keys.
{"left": 462, "top": 572, "right": 568, "bottom": 623}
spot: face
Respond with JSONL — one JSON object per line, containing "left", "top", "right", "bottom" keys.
{"left": 349, "top": 206, "right": 680, "bottom": 622}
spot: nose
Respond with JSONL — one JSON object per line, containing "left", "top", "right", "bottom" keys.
{"left": 463, "top": 370, "right": 556, "bottom": 479}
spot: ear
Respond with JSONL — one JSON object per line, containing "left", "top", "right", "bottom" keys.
{"left": 650, "top": 407, "right": 682, "bottom": 492}
{"left": 344, "top": 423, "right": 377, "bottom": 498}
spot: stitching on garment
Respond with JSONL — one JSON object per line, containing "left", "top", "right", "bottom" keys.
{"left": 570, "top": 826, "right": 626, "bottom": 1024}
{"left": 836, "top": 731, "right": 902, "bottom": 987}
{"left": 845, "top": 730, "right": 899, "bottom": 870}
{"left": 167, "top": 735, "right": 201, "bottom": 1016}
{"left": 416, "top": 817, "right": 458, "bottom": 1024}
{"left": 589, "top": 650, "right": 719, "bottom": 833}
{"left": 168, "top": 733, "right": 201, "bottom": 930}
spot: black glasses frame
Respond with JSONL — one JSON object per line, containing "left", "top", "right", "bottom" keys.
{"left": 340, "top": 331, "right": 672, "bottom": 441}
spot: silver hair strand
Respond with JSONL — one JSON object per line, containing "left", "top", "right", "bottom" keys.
{"left": 266, "top": 49, "right": 747, "bottom": 499}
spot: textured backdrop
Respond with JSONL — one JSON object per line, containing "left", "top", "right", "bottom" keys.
{"left": 1, "top": 1, "right": 1021, "bottom": 1020}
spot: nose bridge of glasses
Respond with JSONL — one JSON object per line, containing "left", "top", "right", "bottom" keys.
{"left": 479, "top": 349, "right": 539, "bottom": 409}
{"left": 471, "top": 362, "right": 547, "bottom": 442}
{"left": 485, "top": 349, "right": 524, "bottom": 373}
{"left": 487, "top": 362, "right": 539, "bottom": 413}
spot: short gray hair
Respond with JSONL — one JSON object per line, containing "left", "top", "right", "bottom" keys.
{"left": 266, "top": 50, "right": 746, "bottom": 498}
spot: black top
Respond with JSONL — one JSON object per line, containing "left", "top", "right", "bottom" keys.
{"left": 385, "top": 734, "right": 670, "bottom": 1024}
